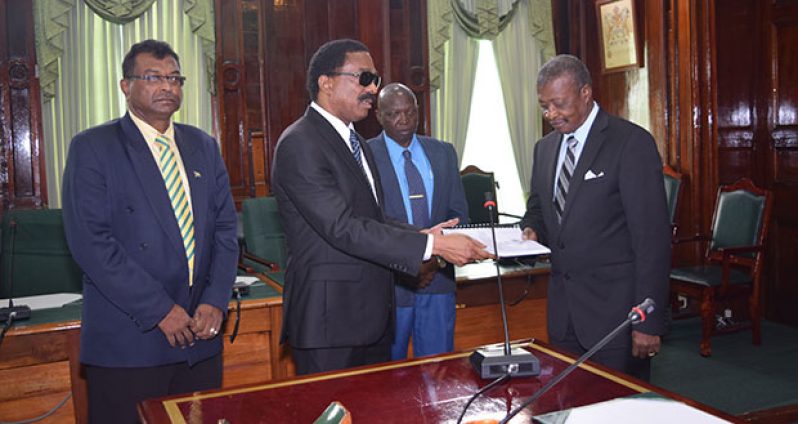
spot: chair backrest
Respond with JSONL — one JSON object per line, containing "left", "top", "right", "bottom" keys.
{"left": 0, "top": 209, "right": 84, "bottom": 298}
{"left": 663, "top": 165, "right": 684, "bottom": 226}
{"left": 460, "top": 165, "right": 499, "bottom": 224}
{"left": 708, "top": 178, "right": 773, "bottom": 262}
{"left": 241, "top": 196, "right": 287, "bottom": 269}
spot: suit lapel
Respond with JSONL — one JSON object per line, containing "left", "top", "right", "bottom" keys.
{"left": 419, "top": 137, "right": 444, "bottom": 221}
{"left": 175, "top": 125, "right": 207, "bottom": 278}
{"left": 119, "top": 114, "right": 184, "bottom": 255}
{"left": 370, "top": 135, "right": 404, "bottom": 219}
{"left": 561, "top": 109, "right": 609, "bottom": 224}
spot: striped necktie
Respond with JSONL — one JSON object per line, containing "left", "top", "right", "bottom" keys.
{"left": 155, "top": 135, "right": 195, "bottom": 286}
{"left": 349, "top": 129, "right": 364, "bottom": 169}
{"left": 554, "top": 135, "right": 578, "bottom": 223}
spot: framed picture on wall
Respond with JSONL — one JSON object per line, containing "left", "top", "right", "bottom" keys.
{"left": 596, "top": 0, "right": 642, "bottom": 73}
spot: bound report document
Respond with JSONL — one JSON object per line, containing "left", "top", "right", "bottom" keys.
{"left": 442, "top": 224, "right": 550, "bottom": 258}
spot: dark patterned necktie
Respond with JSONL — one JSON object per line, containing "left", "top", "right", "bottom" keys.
{"left": 349, "top": 129, "right": 363, "bottom": 169}
{"left": 403, "top": 150, "right": 430, "bottom": 227}
{"left": 554, "top": 135, "right": 578, "bottom": 223}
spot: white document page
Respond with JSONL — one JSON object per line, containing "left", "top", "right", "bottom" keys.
{"left": 442, "top": 227, "right": 550, "bottom": 257}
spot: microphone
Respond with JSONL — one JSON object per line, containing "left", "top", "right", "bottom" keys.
{"left": 469, "top": 192, "right": 540, "bottom": 379}
{"left": 499, "top": 298, "right": 657, "bottom": 423}
{"left": 0, "top": 218, "right": 31, "bottom": 323}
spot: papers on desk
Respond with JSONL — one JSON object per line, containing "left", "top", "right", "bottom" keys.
{"left": 235, "top": 276, "right": 260, "bottom": 286}
{"left": 534, "top": 397, "right": 731, "bottom": 424}
{"left": 0, "top": 293, "right": 82, "bottom": 311}
{"left": 442, "top": 227, "right": 550, "bottom": 257}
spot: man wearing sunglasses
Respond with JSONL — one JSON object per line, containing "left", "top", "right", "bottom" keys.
{"left": 62, "top": 39, "right": 238, "bottom": 422}
{"left": 272, "top": 39, "right": 491, "bottom": 374}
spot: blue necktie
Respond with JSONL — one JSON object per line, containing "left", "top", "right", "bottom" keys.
{"left": 349, "top": 129, "right": 363, "bottom": 169}
{"left": 403, "top": 150, "right": 430, "bottom": 228}
{"left": 554, "top": 135, "right": 578, "bottom": 223}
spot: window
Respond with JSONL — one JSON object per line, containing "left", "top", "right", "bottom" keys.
{"left": 461, "top": 40, "right": 526, "bottom": 219}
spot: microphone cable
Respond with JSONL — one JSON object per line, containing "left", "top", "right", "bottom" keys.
{"left": 456, "top": 372, "right": 511, "bottom": 424}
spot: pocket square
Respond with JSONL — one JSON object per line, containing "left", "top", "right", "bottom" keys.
{"left": 584, "top": 170, "right": 605, "bottom": 180}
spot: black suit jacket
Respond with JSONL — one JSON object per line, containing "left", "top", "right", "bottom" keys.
{"left": 271, "top": 107, "right": 428, "bottom": 349}
{"left": 521, "top": 109, "right": 671, "bottom": 348}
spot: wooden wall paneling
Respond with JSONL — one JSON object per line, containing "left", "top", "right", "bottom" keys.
{"left": 646, "top": 0, "right": 669, "bottom": 159}
{"left": 216, "top": 0, "right": 249, "bottom": 206}
{"left": 354, "top": 0, "right": 390, "bottom": 139}
{"left": 0, "top": 0, "right": 45, "bottom": 211}
{"left": 764, "top": 1, "right": 798, "bottom": 325}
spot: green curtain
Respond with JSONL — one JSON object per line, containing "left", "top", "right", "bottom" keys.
{"left": 493, "top": 0, "right": 552, "bottom": 193}
{"left": 430, "top": 21, "right": 479, "bottom": 159}
{"left": 83, "top": 0, "right": 157, "bottom": 24}
{"left": 429, "top": 0, "right": 555, "bottom": 182}
{"left": 38, "top": 0, "right": 214, "bottom": 208}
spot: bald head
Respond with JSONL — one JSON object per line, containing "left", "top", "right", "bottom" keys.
{"left": 376, "top": 83, "right": 419, "bottom": 147}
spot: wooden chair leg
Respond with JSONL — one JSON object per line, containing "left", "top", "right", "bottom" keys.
{"left": 700, "top": 287, "right": 714, "bottom": 357}
{"left": 750, "top": 294, "right": 762, "bottom": 346}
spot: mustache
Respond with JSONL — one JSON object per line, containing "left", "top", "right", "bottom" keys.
{"left": 358, "top": 93, "right": 376, "bottom": 103}
{"left": 154, "top": 94, "right": 179, "bottom": 102}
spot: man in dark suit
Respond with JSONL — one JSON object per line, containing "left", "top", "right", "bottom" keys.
{"left": 520, "top": 54, "right": 670, "bottom": 381}
{"left": 62, "top": 40, "right": 238, "bottom": 422}
{"left": 272, "top": 39, "right": 490, "bottom": 375}
{"left": 368, "top": 83, "right": 468, "bottom": 359}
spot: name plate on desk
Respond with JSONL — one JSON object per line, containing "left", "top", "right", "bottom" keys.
{"left": 442, "top": 226, "right": 550, "bottom": 257}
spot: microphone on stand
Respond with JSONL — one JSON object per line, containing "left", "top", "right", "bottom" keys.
{"left": 469, "top": 192, "right": 540, "bottom": 379}
{"left": 498, "top": 298, "right": 657, "bottom": 424}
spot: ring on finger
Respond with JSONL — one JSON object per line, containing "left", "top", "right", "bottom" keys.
{"left": 648, "top": 351, "right": 657, "bottom": 357}
{"left": 210, "top": 327, "right": 217, "bottom": 335}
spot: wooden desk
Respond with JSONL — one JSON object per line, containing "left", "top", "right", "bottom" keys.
{"left": 0, "top": 282, "right": 288, "bottom": 424}
{"left": 0, "top": 263, "right": 547, "bottom": 423}
{"left": 139, "top": 341, "right": 739, "bottom": 423}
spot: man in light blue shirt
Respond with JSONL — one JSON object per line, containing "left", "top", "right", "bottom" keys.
{"left": 368, "top": 83, "right": 469, "bottom": 359}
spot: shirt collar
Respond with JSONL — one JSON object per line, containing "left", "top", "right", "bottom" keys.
{"left": 129, "top": 111, "right": 175, "bottom": 144}
{"left": 311, "top": 101, "right": 354, "bottom": 142}
{"left": 566, "top": 101, "right": 599, "bottom": 144}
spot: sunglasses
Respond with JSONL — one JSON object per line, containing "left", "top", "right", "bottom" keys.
{"left": 328, "top": 71, "right": 381, "bottom": 88}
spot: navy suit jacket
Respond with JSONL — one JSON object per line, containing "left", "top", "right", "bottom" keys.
{"left": 271, "top": 107, "right": 428, "bottom": 349}
{"left": 521, "top": 109, "right": 671, "bottom": 349}
{"left": 367, "top": 133, "right": 468, "bottom": 305}
{"left": 62, "top": 113, "right": 238, "bottom": 367}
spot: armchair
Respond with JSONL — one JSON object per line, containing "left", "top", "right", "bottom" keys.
{"left": 669, "top": 178, "right": 772, "bottom": 356}
{"left": 459, "top": 165, "right": 522, "bottom": 225}
{"left": 239, "top": 196, "right": 287, "bottom": 290}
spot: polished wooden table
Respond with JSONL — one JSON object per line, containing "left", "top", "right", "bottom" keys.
{"left": 139, "top": 341, "right": 739, "bottom": 423}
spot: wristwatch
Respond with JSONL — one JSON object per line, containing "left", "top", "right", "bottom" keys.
{"left": 435, "top": 255, "right": 447, "bottom": 269}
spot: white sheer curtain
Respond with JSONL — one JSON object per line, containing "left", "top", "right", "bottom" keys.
{"left": 430, "top": 21, "right": 479, "bottom": 157}
{"left": 493, "top": 0, "right": 545, "bottom": 193}
{"left": 41, "top": 0, "right": 212, "bottom": 208}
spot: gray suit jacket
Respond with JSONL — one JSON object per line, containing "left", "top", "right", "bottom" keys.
{"left": 521, "top": 109, "right": 671, "bottom": 348}
{"left": 272, "top": 107, "right": 428, "bottom": 349}
{"left": 367, "top": 133, "right": 468, "bottom": 305}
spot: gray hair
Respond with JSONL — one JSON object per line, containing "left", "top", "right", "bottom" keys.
{"left": 537, "top": 54, "right": 592, "bottom": 89}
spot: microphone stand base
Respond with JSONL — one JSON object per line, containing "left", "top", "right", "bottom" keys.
{"left": 470, "top": 347, "right": 540, "bottom": 379}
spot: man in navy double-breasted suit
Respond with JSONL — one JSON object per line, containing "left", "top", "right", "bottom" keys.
{"left": 62, "top": 40, "right": 238, "bottom": 423}
{"left": 368, "top": 83, "right": 468, "bottom": 360}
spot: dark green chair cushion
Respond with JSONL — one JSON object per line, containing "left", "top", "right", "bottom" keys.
{"left": 710, "top": 190, "right": 765, "bottom": 257}
{"left": 241, "top": 197, "right": 287, "bottom": 285}
{"left": 460, "top": 172, "right": 498, "bottom": 224}
{"left": 0, "top": 209, "right": 84, "bottom": 298}
{"left": 664, "top": 173, "right": 682, "bottom": 224}
{"left": 670, "top": 266, "right": 752, "bottom": 287}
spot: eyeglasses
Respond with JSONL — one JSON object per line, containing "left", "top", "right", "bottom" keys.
{"left": 127, "top": 75, "right": 187, "bottom": 87}
{"left": 327, "top": 71, "right": 381, "bottom": 88}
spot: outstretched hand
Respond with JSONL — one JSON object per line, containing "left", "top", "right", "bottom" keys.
{"left": 433, "top": 232, "right": 494, "bottom": 266}
{"left": 421, "top": 218, "right": 460, "bottom": 235}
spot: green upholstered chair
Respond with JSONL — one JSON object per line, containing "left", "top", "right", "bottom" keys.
{"left": 460, "top": 165, "right": 522, "bottom": 225}
{"left": 663, "top": 165, "right": 684, "bottom": 238}
{"left": 240, "top": 196, "right": 287, "bottom": 290}
{"left": 0, "top": 209, "right": 84, "bottom": 298}
{"left": 669, "top": 178, "right": 772, "bottom": 356}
